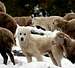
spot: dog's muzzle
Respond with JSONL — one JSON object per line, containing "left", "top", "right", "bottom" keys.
{"left": 21, "top": 37, "right": 24, "bottom": 41}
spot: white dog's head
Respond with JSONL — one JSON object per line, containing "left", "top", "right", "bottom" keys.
{"left": 15, "top": 25, "right": 33, "bottom": 43}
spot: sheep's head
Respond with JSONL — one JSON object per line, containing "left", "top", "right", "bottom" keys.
{"left": 52, "top": 19, "right": 68, "bottom": 31}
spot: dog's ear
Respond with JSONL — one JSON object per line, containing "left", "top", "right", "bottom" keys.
{"left": 17, "top": 24, "right": 20, "bottom": 27}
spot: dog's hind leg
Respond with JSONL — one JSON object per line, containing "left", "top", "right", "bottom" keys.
{"left": 48, "top": 52, "right": 58, "bottom": 66}
{"left": 6, "top": 49, "right": 15, "bottom": 65}
{"left": 50, "top": 45, "right": 63, "bottom": 67}
{"left": 1, "top": 51, "right": 8, "bottom": 65}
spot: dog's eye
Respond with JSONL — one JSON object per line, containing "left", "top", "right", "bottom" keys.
{"left": 20, "top": 33, "right": 22, "bottom": 35}
{"left": 24, "top": 33, "right": 26, "bottom": 35}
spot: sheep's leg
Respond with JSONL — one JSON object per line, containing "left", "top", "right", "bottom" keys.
{"left": 7, "top": 49, "right": 15, "bottom": 65}
{"left": 1, "top": 51, "right": 8, "bottom": 65}
{"left": 26, "top": 55, "right": 32, "bottom": 63}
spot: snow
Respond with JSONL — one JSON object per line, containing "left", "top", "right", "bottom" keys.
{"left": 0, "top": 45, "right": 75, "bottom": 68}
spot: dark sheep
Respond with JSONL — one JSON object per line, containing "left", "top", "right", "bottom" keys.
{"left": 64, "top": 12, "right": 75, "bottom": 21}
{"left": 0, "top": 12, "right": 17, "bottom": 35}
{"left": 0, "top": 27, "right": 15, "bottom": 65}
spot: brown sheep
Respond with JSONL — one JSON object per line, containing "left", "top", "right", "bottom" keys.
{"left": 64, "top": 12, "right": 75, "bottom": 21}
{"left": 14, "top": 16, "right": 32, "bottom": 26}
{"left": 0, "top": 12, "right": 17, "bottom": 34}
{"left": 0, "top": 27, "right": 15, "bottom": 65}
{"left": 53, "top": 18, "right": 75, "bottom": 39}
{"left": 64, "top": 19, "right": 75, "bottom": 39}
{"left": 0, "top": 1, "right": 6, "bottom": 13}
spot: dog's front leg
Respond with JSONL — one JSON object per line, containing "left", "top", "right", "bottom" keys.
{"left": 51, "top": 45, "right": 63, "bottom": 67}
{"left": 35, "top": 55, "right": 43, "bottom": 61}
{"left": 26, "top": 55, "right": 32, "bottom": 63}
{"left": 33, "top": 51, "right": 43, "bottom": 61}
{"left": 48, "top": 52, "right": 58, "bottom": 66}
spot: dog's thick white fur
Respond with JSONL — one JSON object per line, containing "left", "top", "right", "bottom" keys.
{"left": 15, "top": 25, "right": 66, "bottom": 67}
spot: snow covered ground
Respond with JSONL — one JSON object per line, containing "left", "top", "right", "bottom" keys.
{"left": 0, "top": 46, "right": 75, "bottom": 68}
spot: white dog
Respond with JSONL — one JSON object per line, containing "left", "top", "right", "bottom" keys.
{"left": 15, "top": 25, "right": 67, "bottom": 67}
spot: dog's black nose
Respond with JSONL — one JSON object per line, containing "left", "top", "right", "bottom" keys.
{"left": 21, "top": 37, "right": 24, "bottom": 41}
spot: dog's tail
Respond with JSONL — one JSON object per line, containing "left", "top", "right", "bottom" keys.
{"left": 56, "top": 32, "right": 71, "bottom": 42}
{"left": 56, "top": 32, "right": 71, "bottom": 57}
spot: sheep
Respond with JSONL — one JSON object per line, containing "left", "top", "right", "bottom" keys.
{"left": 15, "top": 26, "right": 67, "bottom": 67}
{"left": 14, "top": 16, "right": 32, "bottom": 26}
{"left": 32, "top": 17, "right": 51, "bottom": 30}
{"left": 0, "top": 27, "right": 15, "bottom": 65}
{"left": 64, "top": 19, "right": 75, "bottom": 39}
{"left": 0, "top": 12, "right": 17, "bottom": 34}
{"left": 0, "top": 1, "right": 6, "bottom": 13}
{"left": 67, "top": 19, "right": 75, "bottom": 31}
{"left": 32, "top": 16, "right": 66, "bottom": 31}
{"left": 53, "top": 18, "right": 75, "bottom": 39}
{"left": 64, "top": 12, "right": 75, "bottom": 21}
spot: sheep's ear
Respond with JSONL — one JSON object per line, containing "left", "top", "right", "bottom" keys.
{"left": 14, "top": 32, "right": 16, "bottom": 38}
{"left": 63, "top": 20, "right": 69, "bottom": 24}
{"left": 70, "top": 10, "right": 74, "bottom": 13}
